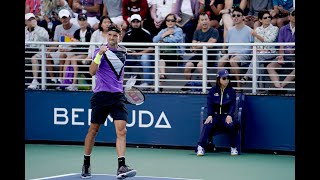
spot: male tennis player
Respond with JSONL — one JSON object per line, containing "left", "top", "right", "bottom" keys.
{"left": 81, "top": 25, "right": 137, "bottom": 179}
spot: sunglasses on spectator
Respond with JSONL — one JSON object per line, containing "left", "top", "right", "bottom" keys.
{"left": 232, "top": 14, "right": 242, "bottom": 18}
{"left": 262, "top": 16, "right": 272, "bottom": 19}
{"left": 290, "top": 11, "right": 295, "bottom": 16}
{"left": 221, "top": 76, "right": 230, "bottom": 80}
{"left": 166, "top": 19, "right": 176, "bottom": 22}
{"left": 78, "top": 17, "right": 87, "bottom": 21}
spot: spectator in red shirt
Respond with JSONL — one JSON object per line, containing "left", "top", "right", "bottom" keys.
{"left": 25, "top": 0, "right": 41, "bottom": 17}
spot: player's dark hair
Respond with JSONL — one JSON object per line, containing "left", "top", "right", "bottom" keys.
{"left": 108, "top": 25, "right": 121, "bottom": 34}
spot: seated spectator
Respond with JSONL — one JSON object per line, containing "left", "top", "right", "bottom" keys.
{"left": 267, "top": 8, "right": 295, "bottom": 89}
{"left": 122, "top": 14, "right": 155, "bottom": 88}
{"left": 46, "top": 9, "right": 79, "bottom": 85}
{"left": 39, "top": 0, "right": 75, "bottom": 40}
{"left": 152, "top": 13, "right": 184, "bottom": 83}
{"left": 217, "top": 7, "right": 254, "bottom": 88}
{"left": 241, "top": 10, "right": 279, "bottom": 84}
{"left": 71, "top": 0, "right": 102, "bottom": 30}
{"left": 150, "top": 0, "right": 176, "bottom": 36}
{"left": 25, "top": 13, "right": 50, "bottom": 90}
{"left": 39, "top": 0, "right": 59, "bottom": 40}
{"left": 270, "top": 0, "right": 294, "bottom": 28}
{"left": 195, "top": 69, "right": 240, "bottom": 156}
{"left": 62, "top": 13, "right": 94, "bottom": 91}
{"left": 183, "top": 12, "right": 219, "bottom": 88}
{"left": 122, "top": 0, "right": 149, "bottom": 40}
{"left": 25, "top": 0, "right": 42, "bottom": 19}
{"left": 245, "top": 0, "right": 273, "bottom": 29}
{"left": 88, "top": 16, "right": 113, "bottom": 59}
{"left": 171, "top": 0, "right": 200, "bottom": 43}
{"left": 198, "top": 0, "right": 224, "bottom": 29}
{"left": 219, "top": 0, "right": 247, "bottom": 46}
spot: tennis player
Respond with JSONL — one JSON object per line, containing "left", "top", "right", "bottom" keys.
{"left": 81, "top": 25, "right": 137, "bottom": 179}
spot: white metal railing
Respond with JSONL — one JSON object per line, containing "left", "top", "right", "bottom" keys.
{"left": 25, "top": 41, "right": 295, "bottom": 95}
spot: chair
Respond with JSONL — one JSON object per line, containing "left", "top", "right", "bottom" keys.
{"left": 199, "top": 93, "right": 246, "bottom": 154}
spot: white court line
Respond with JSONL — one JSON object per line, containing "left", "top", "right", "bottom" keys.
{"left": 29, "top": 173, "right": 77, "bottom": 180}
{"left": 94, "top": 173, "right": 203, "bottom": 180}
{"left": 30, "top": 173, "right": 203, "bottom": 180}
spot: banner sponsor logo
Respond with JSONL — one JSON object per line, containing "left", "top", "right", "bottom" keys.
{"left": 54, "top": 108, "right": 171, "bottom": 128}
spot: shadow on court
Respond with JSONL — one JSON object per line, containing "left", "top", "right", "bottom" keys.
{"left": 32, "top": 174, "right": 200, "bottom": 180}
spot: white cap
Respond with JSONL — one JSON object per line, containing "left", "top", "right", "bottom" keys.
{"left": 25, "top": 13, "right": 35, "bottom": 20}
{"left": 58, "top": 9, "right": 70, "bottom": 18}
{"left": 130, "top": 14, "right": 142, "bottom": 22}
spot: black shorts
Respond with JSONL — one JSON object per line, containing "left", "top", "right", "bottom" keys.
{"left": 25, "top": 48, "right": 39, "bottom": 58}
{"left": 188, "top": 55, "right": 217, "bottom": 68}
{"left": 282, "top": 55, "right": 295, "bottom": 68}
{"left": 90, "top": 91, "right": 128, "bottom": 124}
{"left": 159, "top": 55, "right": 180, "bottom": 66}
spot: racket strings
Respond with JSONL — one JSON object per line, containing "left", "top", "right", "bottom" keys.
{"left": 125, "top": 88, "right": 145, "bottom": 105}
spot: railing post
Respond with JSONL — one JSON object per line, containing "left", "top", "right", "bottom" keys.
{"left": 91, "top": 76, "right": 96, "bottom": 90}
{"left": 154, "top": 45, "right": 159, "bottom": 92}
{"left": 252, "top": 45, "right": 257, "bottom": 94}
{"left": 41, "top": 44, "right": 46, "bottom": 90}
{"left": 202, "top": 46, "right": 208, "bottom": 93}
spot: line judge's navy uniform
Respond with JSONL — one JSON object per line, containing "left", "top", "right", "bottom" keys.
{"left": 197, "top": 84, "right": 240, "bottom": 148}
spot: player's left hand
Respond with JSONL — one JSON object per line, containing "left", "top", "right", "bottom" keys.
{"left": 225, "top": 115, "right": 233, "bottom": 124}
{"left": 204, "top": 116, "right": 213, "bottom": 124}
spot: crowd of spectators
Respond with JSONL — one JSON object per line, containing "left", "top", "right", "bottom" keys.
{"left": 25, "top": 0, "right": 295, "bottom": 92}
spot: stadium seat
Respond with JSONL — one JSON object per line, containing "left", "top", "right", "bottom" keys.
{"left": 199, "top": 93, "right": 246, "bottom": 154}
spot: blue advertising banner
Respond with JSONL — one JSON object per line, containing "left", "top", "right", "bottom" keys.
{"left": 25, "top": 91, "right": 295, "bottom": 151}
{"left": 25, "top": 91, "right": 206, "bottom": 147}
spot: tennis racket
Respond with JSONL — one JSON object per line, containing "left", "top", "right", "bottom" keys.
{"left": 124, "top": 86, "right": 145, "bottom": 105}
{"left": 124, "top": 75, "right": 145, "bottom": 105}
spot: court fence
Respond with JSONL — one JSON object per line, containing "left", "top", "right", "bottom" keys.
{"left": 25, "top": 41, "right": 295, "bottom": 95}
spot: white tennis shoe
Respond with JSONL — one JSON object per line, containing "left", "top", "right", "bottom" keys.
{"left": 28, "top": 79, "right": 39, "bottom": 89}
{"left": 66, "top": 84, "right": 78, "bottom": 91}
{"left": 196, "top": 145, "right": 205, "bottom": 156}
{"left": 231, "top": 147, "right": 238, "bottom": 156}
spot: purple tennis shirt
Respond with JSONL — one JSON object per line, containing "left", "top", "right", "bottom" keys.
{"left": 92, "top": 44, "right": 127, "bottom": 93}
